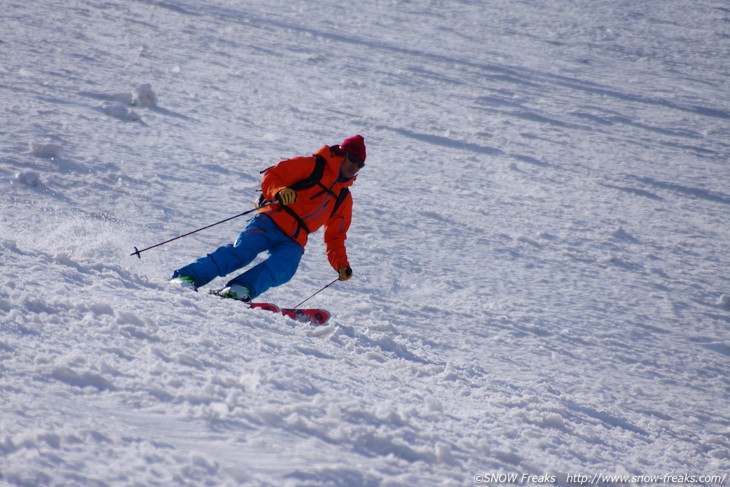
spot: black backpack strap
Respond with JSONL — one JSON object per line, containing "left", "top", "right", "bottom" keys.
{"left": 283, "top": 188, "right": 348, "bottom": 236}
{"left": 257, "top": 155, "right": 327, "bottom": 208}
{"left": 261, "top": 156, "right": 349, "bottom": 236}
{"left": 289, "top": 155, "right": 326, "bottom": 191}
{"left": 282, "top": 206, "right": 311, "bottom": 235}
{"left": 273, "top": 156, "right": 325, "bottom": 237}
{"left": 330, "top": 188, "right": 350, "bottom": 217}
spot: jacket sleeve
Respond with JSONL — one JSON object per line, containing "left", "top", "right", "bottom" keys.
{"left": 260, "top": 156, "right": 317, "bottom": 201}
{"left": 324, "top": 191, "right": 353, "bottom": 271}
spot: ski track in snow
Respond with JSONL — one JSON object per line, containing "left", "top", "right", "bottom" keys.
{"left": 1, "top": 0, "right": 729, "bottom": 485}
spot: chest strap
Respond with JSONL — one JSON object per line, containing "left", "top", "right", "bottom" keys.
{"left": 281, "top": 187, "right": 350, "bottom": 238}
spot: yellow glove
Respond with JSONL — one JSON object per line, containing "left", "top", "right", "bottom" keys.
{"left": 338, "top": 266, "right": 353, "bottom": 281}
{"left": 276, "top": 188, "right": 297, "bottom": 206}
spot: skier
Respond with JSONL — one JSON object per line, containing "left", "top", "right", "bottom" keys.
{"left": 170, "top": 135, "right": 366, "bottom": 302}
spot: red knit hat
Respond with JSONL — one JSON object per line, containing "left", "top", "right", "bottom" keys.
{"left": 341, "top": 135, "right": 366, "bottom": 164}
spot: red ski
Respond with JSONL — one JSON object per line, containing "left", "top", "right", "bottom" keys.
{"left": 247, "top": 303, "right": 330, "bottom": 325}
{"left": 280, "top": 307, "right": 330, "bottom": 325}
{"left": 251, "top": 302, "right": 330, "bottom": 325}
{"left": 211, "top": 291, "right": 330, "bottom": 325}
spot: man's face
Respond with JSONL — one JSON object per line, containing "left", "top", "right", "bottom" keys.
{"left": 339, "top": 153, "right": 364, "bottom": 180}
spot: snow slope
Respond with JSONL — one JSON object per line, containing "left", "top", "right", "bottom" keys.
{"left": 1, "top": 0, "right": 729, "bottom": 485}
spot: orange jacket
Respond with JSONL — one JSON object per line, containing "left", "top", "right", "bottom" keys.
{"left": 258, "top": 145, "right": 355, "bottom": 271}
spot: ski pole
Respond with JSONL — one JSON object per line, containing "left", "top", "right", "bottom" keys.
{"left": 131, "top": 206, "right": 264, "bottom": 258}
{"left": 292, "top": 278, "right": 339, "bottom": 309}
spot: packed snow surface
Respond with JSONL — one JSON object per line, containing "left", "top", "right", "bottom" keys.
{"left": 1, "top": 0, "right": 729, "bottom": 485}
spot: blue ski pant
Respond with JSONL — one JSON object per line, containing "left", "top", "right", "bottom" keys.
{"left": 172, "top": 214, "right": 303, "bottom": 299}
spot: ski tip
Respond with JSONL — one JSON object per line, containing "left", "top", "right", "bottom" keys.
{"left": 281, "top": 308, "right": 331, "bottom": 325}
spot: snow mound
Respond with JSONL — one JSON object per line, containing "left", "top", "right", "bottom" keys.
{"left": 29, "top": 142, "right": 63, "bottom": 159}
{"left": 99, "top": 101, "right": 142, "bottom": 122}
{"left": 131, "top": 83, "right": 158, "bottom": 108}
{"left": 14, "top": 171, "right": 41, "bottom": 187}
